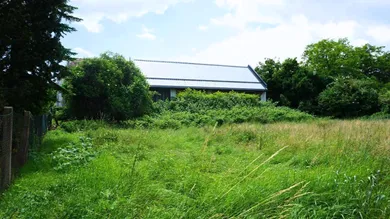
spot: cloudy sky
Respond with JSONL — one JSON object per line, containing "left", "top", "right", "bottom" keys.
{"left": 64, "top": 0, "right": 390, "bottom": 66}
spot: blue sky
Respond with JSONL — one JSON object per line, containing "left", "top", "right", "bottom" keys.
{"left": 63, "top": 0, "right": 390, "bottom": 66}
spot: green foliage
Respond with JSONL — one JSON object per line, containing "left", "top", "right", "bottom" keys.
{"left": 123, "top": 90, "right": 313, "bottom": 129}
{"left": 64, "top": 52, "right": 153, "bottom": 121}
{"left": 0, "top": 0, "right": 80, "bottom": 114}
{"left": 303, "top": 38, "right": 361, "bottom": 78}
{"left": 256, "top": 38, "right": 390, "bottom": 117}
{"left": 1, "top": 121, "right": 390, "bottom": 218}
{"left": 318, "top": 78, "right": 380, "bottom": 118}
{"left": 255, "top": 58, "right": 325, "bottom": 112}
{"left": 157, "top": 89, "right": 265, "bottom": 112}
{"left": 366, "top": 112, "right": 390, "bottom": 120}
{"left": 379, "top": 90, "right": 390, "bottom": 113}
{"left": 124, "top": 106, "right": 314, "bottom": 129}
{"left": 51, "top": 136, "right": 96, "bottom": 171}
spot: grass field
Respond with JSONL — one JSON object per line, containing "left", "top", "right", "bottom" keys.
{"left": 1, "top": 120, "right": 390, "bottom": 218}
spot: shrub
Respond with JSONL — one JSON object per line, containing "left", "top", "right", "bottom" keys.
{"left": 122, "top": 106, "right": 314, "bottom": 129}
{"left": 156, "top": 89, "right": 269, "bottom": 113}
{"left": 379, "top": 90, "right": 390, "bottom": 113}
{"left": 318, "top": 78, "right": 380, "bottom": 118}
{"left": 64, "top": 52, "right": 153, "bottom": 121}
{"left": 366, "top": 112, "right": 390, "bottom": 120}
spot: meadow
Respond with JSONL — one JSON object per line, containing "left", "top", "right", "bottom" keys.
{"left": 0, "top": 120, "right": 389, "bottom": 218}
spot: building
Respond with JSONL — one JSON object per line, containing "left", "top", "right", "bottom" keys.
{"left": 133, "top": 59, "right": 267, "bottom": 101}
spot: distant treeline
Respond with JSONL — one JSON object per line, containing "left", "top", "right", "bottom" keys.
{"left": 255, "top": 38, "right": 390, "bottom": 118}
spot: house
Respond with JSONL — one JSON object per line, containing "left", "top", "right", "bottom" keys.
{"left": 133, "top": 59, "right": 267, "bottom": 101}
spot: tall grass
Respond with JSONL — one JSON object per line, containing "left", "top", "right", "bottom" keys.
{"left": 0, "top": 120, "right": 389, "bottom": 218}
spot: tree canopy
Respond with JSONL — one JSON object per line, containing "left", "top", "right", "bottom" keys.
{"left": 256, "top": 38, "right": 390, "bottom": 117}
{"left": 0, "top": 0, "right": 80, "bottom": 114}
{"left": 64, "top": 52, "right": 153, "bottom": 121}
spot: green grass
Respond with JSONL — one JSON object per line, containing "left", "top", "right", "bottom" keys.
{"left": 1, "top": 120, "right": 390, "bottom": 218}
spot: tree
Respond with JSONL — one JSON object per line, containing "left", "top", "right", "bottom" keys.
{"left": 65, "top": 52, "right": 153, "bottom": 121}
{"left": 355, "top": 44, "right": 390, "bottom": 83}
{"left": 255, "top": 58, "right": 325, "bottom": 113}
{"left": 0, "top": 0, "right": 80, "bottom": 114}
{"left": 303, "top": 38, "right": 361, "bottom": 80}
{"left": 318, "top": 78, "right": 380, "bottom": 118}
{"left": 255, "top": 58, "right": 283, "bottom": 102}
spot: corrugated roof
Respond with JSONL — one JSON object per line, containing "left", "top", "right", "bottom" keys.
{"left": 134, "top": 59, "right": 267, "bottom": 91}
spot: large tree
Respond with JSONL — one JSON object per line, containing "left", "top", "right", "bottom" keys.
{"left": 0, "top": 0, "right": 80, "bottom": 114}
{"left": 64, "top": 52, "right": 153, "bottom": 121}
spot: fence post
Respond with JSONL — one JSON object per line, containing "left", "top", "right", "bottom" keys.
{"left": 18, "top": 111, "right": 31, "bottom": 166}
{"left": 1, "top": 107, "right": 13, "bottom": 190}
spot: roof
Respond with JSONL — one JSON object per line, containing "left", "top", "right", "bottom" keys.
{"left": 133, "top": 59, "right": 267, "bottom": 91}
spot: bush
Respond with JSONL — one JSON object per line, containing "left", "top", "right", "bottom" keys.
{"left": 366, "top": 112, "right": 390, "bottom": 120}
{"left": 118, "top": 90, "right": 315, "bottom": 129}
{"left": 379, "top": 90, "right": 390, "bottom": 113}
{"left": 318, "top": 78, "right": 380, "bottom": 118}
{"left": 156, "top": 89, "right": 268, "bottom": 113}
{"left": 64, "top": 52, "right": 153, "bottom": 121}
{"left": 122, "top": 106, "right": 314, "bottom": 129}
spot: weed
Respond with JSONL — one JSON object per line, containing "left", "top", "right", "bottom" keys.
{"left": 51, "top": 136, "right": 96, "bottom": 171}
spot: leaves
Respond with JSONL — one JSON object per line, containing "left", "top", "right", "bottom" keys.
{"left": 51, "top": 136, "right": 96, "bottom": 171}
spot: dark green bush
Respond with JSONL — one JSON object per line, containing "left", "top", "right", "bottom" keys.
{"left": 64, "top": 52, "right": 153, "bottom": 121}
{"left": 318, "top": 79, "right": 380, "bottom": 118}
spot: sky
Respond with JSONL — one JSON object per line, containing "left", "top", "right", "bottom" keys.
{"left": 63, "top": 0, "right": 390, "bottom": 66}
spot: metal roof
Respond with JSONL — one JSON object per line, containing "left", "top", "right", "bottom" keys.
{"left": 134, "top": 59, "right": 267, "bottom": 91}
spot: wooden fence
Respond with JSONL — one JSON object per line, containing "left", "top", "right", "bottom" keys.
{"left": 0, "top": 107, "right": 50, "bottom": 191}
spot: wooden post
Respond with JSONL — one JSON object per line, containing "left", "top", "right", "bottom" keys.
{"left": 18, "top": 111, "right": 31, "bottom": 166}
{"left": 1, "top": 107, "right": 13, "bottom": 190}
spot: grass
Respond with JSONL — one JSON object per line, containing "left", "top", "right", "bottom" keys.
{"left": 1, "top": 120, "right": 390, "bottom": 218}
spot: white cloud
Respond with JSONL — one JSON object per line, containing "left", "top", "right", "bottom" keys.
{"left": 211, "top": 0, "right": 285, "bottom": 29}
{"left": 198, "top": 25, "right": 208, "bottom": 31}
{"left": 73, "top": 47, "right": 94, "bottom": 58}
{"left": 176, "top": 15, "right": 364, "bottom": 66}
{"left": 367, "top": 25, "right": 390, "bottom": 43}
{"left": 70, "top": 0, "right": 191, "bottom": 33}
{"left": 137, "top": 26, "right": 156, "bottom": 40}
{"left": 173, "top": 0, "right": 390, "bottom": 66}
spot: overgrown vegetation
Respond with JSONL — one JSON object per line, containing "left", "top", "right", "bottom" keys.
{"left": 121, "top": 90, "right": 314, "bottom": 129}
{"left": 1, "top": 120, "right": 389, "bottom": 218}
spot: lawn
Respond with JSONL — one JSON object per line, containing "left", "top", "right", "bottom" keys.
{"left": 1, "top": 120, "right": 390, "bottom": 218}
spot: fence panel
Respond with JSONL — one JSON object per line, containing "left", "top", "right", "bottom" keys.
{"left": 1, "top": 107, "right": 13, "bottom": 190}
{"left": 1, "top": 107, "right": 50, "bottom": 191}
